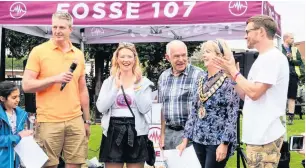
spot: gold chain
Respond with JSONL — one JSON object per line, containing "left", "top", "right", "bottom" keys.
{"left": 198, "top": 74, "right": 227, "bottom": 102}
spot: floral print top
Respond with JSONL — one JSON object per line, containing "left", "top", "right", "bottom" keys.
{"left": 183, "top": 71, "right": 240, "bottom": 155}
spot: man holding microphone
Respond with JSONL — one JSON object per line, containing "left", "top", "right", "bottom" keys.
{"left": 22, "top": 11, "right": 90, "bottom": 168}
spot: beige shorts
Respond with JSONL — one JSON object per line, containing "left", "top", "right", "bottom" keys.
{"left": 246, "top": 137, "right": 284, "bottom": 168}
{"left": 34, "top": 116, "right": 88, "bottom": 167}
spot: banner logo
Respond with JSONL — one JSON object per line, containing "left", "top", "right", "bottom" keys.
{"left": 229, "top": 1, "right": 247, "bottom": 16}
{"left": 90, "top": 27, "right": 104, "bottom": 37}
{"left": 148, "top": 127, "right": 161, "bottom": 144}
{"left": 10, "top": 2, "right": 27, "bottom": 19}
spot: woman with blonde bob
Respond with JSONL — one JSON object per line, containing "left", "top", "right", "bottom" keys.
{"left": 177, "top": 39, "right": 239, "bottom": 168}
{"left": 96, "top": 42, "right": 154, "bottom": 168}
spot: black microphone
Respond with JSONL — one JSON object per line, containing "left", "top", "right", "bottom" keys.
{"left": 60, "top": 62, "right": 78, "bottom": 91}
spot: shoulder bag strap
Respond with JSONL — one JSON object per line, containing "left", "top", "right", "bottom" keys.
{"left": 121, "top": 85, "right": 135, "bottom": 118}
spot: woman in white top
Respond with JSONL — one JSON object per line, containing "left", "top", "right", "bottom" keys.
{"left": 96, "top": 42, "right": 154, "bottom": 168}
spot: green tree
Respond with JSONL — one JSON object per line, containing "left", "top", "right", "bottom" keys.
{"left": 190, "top": 42, "right": 207, "bottom": 71}
{"left": 5, "top": 29, "right": 47, "bottom": 59}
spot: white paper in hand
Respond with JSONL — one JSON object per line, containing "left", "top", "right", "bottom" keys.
{"left": 163, "top": 145, "right": 201, "bottom": 168}
{"left": 86, "top": 157, "right": 103, "bottom": 168}
{"left": 14, "top": 136, "right": 48, "bottom": 168}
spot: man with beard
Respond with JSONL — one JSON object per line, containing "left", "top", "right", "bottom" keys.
{"left": 22, "top": 11, "right": 90, "bottom": 168}
{"left": 158, "top": 40, "right": 204, "bottom": 150}
{"left": 214, "top": 15, "right": 289, "bottom": 167}
{"left": 282, "top": 33, "right": 305, "bottom": 125}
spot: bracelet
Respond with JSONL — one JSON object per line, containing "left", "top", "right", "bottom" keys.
{"left": 233, "top": 72, "right": 241, "bottom": 82}
{"left": 84, "top": 120, "right": 92, "bottom": 125}
{"left": 231, "top": 81, "right": 237, "bottom": 85}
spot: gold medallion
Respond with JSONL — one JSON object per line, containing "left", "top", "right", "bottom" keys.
{"left": 198, "top": 105, "right": 206, "bottom": 119}
{"left": 197, "top": 73, "right": 227, "bottom": 119}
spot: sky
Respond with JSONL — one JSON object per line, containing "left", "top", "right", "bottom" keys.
{"left": 228, "top": 0, "right": 305, "bottom": 49}
{"left": 270, "top": 1, "right": 305, "bottom": 42}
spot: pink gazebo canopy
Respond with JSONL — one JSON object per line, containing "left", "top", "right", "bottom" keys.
{"left": 0, "top": 1, "right": 282, "bottom": 44}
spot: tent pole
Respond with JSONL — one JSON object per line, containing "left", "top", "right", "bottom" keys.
{"left": 0, "top": 26, "right": 5, "bottom": 82}
{"left": 80, "top": 28, "right": 85, "bottom": 52}
{"left": 80, "top": 39, "right": 85, "bottom": 52}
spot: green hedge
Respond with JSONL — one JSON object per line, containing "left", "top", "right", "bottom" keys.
{"left": 5, "top": 57, "right": 26, "bottom": 70}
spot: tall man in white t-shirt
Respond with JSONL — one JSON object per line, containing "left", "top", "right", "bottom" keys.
{"left": 214, "top": 15, "right": 289, "bottom": 167}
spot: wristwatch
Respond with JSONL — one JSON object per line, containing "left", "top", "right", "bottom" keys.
{"left": 222, "top": 141, "right": 230, "bottom": 145}
{"left": 84, "top": 120, "right": 91, "bottom": 125}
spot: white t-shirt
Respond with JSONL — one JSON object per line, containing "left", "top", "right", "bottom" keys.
{"left": 242, "top": 47, "right": 289, "bottom": 145}
{"left": 111, "top": 87, "right": 136, "bottom": 117}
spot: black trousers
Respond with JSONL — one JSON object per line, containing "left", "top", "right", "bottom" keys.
{"left": 193, "top": 142, "right": 230, "bottom": 168}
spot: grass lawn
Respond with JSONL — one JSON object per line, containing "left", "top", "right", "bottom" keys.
{"left": 88, "top": 118, "right": 305, "bottom": 168}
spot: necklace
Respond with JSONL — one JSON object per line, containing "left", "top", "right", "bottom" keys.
{"left": 197, "top": 73, "right": 227, "bottom": 119}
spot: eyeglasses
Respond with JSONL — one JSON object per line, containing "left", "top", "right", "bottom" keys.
{"left": 245, "top": 28, "right": 259, "bottom": 35}
{"left": 119, "top": 42, "right": 135, "bottom": 47}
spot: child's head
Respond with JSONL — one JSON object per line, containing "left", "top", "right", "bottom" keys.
{"left": 0, "top": 81, "right": 20, "bottom": 110}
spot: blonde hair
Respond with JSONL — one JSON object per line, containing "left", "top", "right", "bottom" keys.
{"left": 52, "top": 11, "right": 73, "bottom": 27}
{"left": 201, "top": 39, "right": 231, "bottom": 57}
{"left": 110, "top": 43, "right": 142, "bottom": 77}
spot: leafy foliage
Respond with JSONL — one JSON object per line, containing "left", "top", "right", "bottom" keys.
{"left": 190, "top": 42, "right": 206, "bottom": 71}
{"left": 4, "top": 29, "right": 47, "bottom": 59}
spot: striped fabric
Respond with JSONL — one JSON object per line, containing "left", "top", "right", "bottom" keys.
{"left": 158, "top": 64, "right": 204, "bottom": 126}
